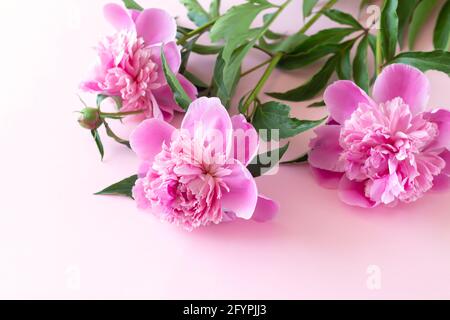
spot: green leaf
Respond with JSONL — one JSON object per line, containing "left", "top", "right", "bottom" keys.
{"left": 210, "top": 0, "right": 221, "bottom": 17}
{"left": 91, "top": 129, "right": 104, "bottom": 160}
{"left": 122, "top": 0, "right": 143, "bottom": 11}
{"left": 290, "top": 28, "right": 357, "bottom": 54}
{"left": 282, "top": 153, "right": 309, "bottom": 164}
{"left": 259, "top": 33, "right": 308, "bottom": 53}
{"left": 324, "top": 9, "right": 363, "bottom": 29}
{"left": 336, "top": 44, "right": 352, "bottom": 80}
{"left": 103, "top": 121, "right": 131, "bottom": 149}
{"left": 353, "top": 36, "right": 369, "bottom": 93}
{"left": 397, "top": 0, "right": 419, "bottom": 48}
{"left": 380, "top": 0, "right": 399, "bottom": 62}
{"left": 389, "top": 50, "right": 450, "bottom": 75}
{"left": 210, "top": 1, "right": 273, "bottom": 63}
{"left": 278, "top": 43, "right": 340, "bottom": 70}
{"left": 307, "top": 100, "right": 326, "bottom": 108}
{"left": 408, "top": 0, "right": 438, "bottom": 50}
{"left": 303, "top": 0, "right": 319, "bottom": 19}
{"left": 267, "top": 55, "right": 338, "bottom": 101}
{"left": 182, "top": 70, "right": 208, "bottom": 89}
{"left": 247, "top": 143, "right": 290, "bottom": 178}
{"left": 95, "top": 175, "right": 138, "bottom": 198}
{"left": 211, "top": 49, "right": 241, "bottom": 108}
{"left": 161, "top": 48, "right": 192, "bottom": 110}
{"left": 192, "top": 43, "right": 223, "bottom": 55}
{"left": 180, "top": 0, "right": 211, "bottom": 27}
{"left": 252, "top": 101, "right": 325, "bottom": 140}
{"left": 434, "top": 0, "right": 450, "bottom": 50}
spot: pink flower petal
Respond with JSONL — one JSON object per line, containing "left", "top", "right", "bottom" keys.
{"left": 432, "top": 174, "right": 450, "bottom": 192}
{"left": 152, "top": 41, "right": 181, "bottom": 75}
{"left": 230, "top": 114, "right": 259, "bottom": 166}
{"left": 373, "top": 64, "right": 430, "bottom": 115}
{"left": 154, "top": 74, "right": 198, "bottom": 121}
{"left": 221, "top": 160, "right": 258, "bottom": 220}
{"left": 181, "top": 97, "right": 233, "bottom": 156}
{"left": 251, "top": 195, "right": 279, "bottom": 222}
{"left": 309, "top": 125, "right": 345, "bottom": 172}
{"left": 324, "top": 80, "right": 375, "bottom": 124}
{"left": 310, "top": 166, "right": 344, "bottom": 189}
{"left": 135, "top": 8, "right": 177, "bottom": 45}
{"left": 423, "top": 109, "right": 450, "bottom": 151}
{"left": 440, "top": 149, "right": 450, "bottom": 176}
{"left": 130, "top": 119, "right": 175, "bottom": 162}
{"left": 103, "top": 3, "right": 134, "bottom": 30}
{"left": 132, "top": 179, "right": 151, "bottom": 209}
{"left": 338, "top": 176, "right": 376, "bottom": 208}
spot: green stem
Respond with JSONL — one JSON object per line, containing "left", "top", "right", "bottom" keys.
{"left": 375, "top": 28, "right": 383, "bottom": 75}
{"left": 177, "top": 18, "right": 218, "bottom": 46}
{"left": 299, "top": 0, "right": 338, "bottom": 34}
{"left": 241, "top": 58, "right": 272, "bottom": 77}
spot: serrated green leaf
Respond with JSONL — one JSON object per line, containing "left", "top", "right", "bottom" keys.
{"left": 252, "top": 102, "right": 325, "bottom": 140}
{"left": 380, "top": 0, "right": 399, "bottom": 62}
{"left": 95, "top": 175, "right": 138, "bottom": 198}
{"left": 122, "top": 0, "right": 143, "bottom": 11}
{"left": 389, "top": 50, "right": 450, "bottom": 75}
{"left": 210, "top": 1, "right": 273, "bottom": 63}
{"left": 303, "top": 0, "right": 319, "bottom": 19}
{"left": 180, "top": 0, "right": 211, "bottom": 27}
{"left": 408, "top": 0, "right": 438, "bottom": 50}
{"left": 324, "top": 9, "right": 363, "bottom": 29}
{"left": 247, "top": 143, "right": 290, "bottom": 178}
{"left": 353, "top": 36, "right": 369, "bottom": 93}
{"left": 397, "top": 0, "right": 419, "bottom": 48}
{"left": 161, "top": 48, "right": 192, "bottom": 110}
{"left": 91, "top": 129, "right": 104, "bottom": 160}
{"left": 434, "top": 0, "right": 450, "bottom": 50}
{"left": 268, "top": 56, "right": 338, "bottom": 102}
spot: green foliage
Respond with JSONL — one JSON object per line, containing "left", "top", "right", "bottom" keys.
{"left": 434, "top": 0, "right": 450, "bottom": 50}
{"left": 95, "top": 175, "right": 138, "bottom": 198}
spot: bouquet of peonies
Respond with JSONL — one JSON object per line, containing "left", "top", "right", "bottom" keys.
{"left": 77, "top": 0, "right": 450, "bottom": 230}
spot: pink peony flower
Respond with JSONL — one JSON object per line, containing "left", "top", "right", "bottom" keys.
{"left": 309, "top": 64, "right": 450, "bottom": 208}
{"left": 80, "top": 3, "right": 197, "bottom": 121}
{"left": 130, "top": 97, "right": 279, "bottom": 230}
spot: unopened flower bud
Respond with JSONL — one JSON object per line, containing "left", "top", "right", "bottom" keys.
{"left": 78, "top": 107, "right": 102, "bottom": 130}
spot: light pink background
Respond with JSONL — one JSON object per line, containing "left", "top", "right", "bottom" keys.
{"left": 1, "top": 0, "right": 449, "bottom": 299}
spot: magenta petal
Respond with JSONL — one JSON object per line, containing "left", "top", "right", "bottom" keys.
{"left": 440, "top": 149, "right": 450, "bottom": 176}
{"left": 181, "top": 97, "right": 233, "bottom": 156}
{"left": 159, "top": 41, "right": 181, "bottom": 74}
{"left": 221, "top": 160, "right": 258, "bottom": 220}
{"left": 153, "top": 74, "right": 198, "bottom": 121}
{"left": 373, "top": 64, "right": 430, "bottom": 115}
{"left": 309, "top": 125, "right": 345, "bottom": 172}
{"left": 135, "top": 8, "right": 177, "bottom": 45}
{"left": 130, "top": 119, "right": 175, "bottom": 162}
{"left": 432, "top": 174, "right": 450, "bottom": 192}
{"left": 251, "top": 195, "right": 279, "bottom": 222}
{"left": 103, "top": 3, "right": 134, "bottom": 30}
{"left": 324, "top": 80, "right": 375, "bottom": 124}
{"left": 230, "top": 114, "right": 259, "bottom": 166}
{"left": 310, "top": 166, "right": 344, "bottom": 189}
{"left": 338, "top": 176, "right": 376, "bottom": 208}
{"left": 423, "top": 109, "right": 450, "bottom": 151}
{"left": 132, "top": 179, "right": 151, "bottom": 209}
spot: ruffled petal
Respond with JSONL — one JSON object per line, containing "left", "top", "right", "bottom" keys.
{"left": 251, "top": 195, "right": 279, "bottom": 222}
{"left": 132, "top": 179, "right": 151, "bottom": 209}
{"left": 423, "top": 109, "right": 450, "bottom": 151}
{"left": 324, "top": 80, "right": 375, "bottom": 124}
{"left": 220, "top": 160, "right": 258, "bottom": 220}
{"left": 230, "top": 114, "right": 259, "bottom": 166}
{"left": 309, "top": 125, "right": 345, "bottom": 172}
{"left": 181, "top": 97, "right": 233, "bottom": 156}
{"left": 129, "top": 119, "right": 175, "bottom": 162}
{"left": 103, "top": 3, "right": 134, "bottom": 30}
{"left": 373, "top": 64, "right": 430, "bottom": 115}
{"left": 338, "top": 176, "right": 376, "bottom": 208}
{"left": 135, "top": 8, "right": 177, "bottom": 45}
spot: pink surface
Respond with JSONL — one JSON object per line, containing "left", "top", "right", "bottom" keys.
{"left": 1, "top": 0, "right": 449, "bottom": 299}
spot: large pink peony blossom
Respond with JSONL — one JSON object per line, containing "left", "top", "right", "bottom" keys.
{"left": 80, "top": 3, "right": 197, "bottom": 121}
{"left": 130, "top": 97, "right": 279, "bottom": 230}
{"left": 309, "top": 64, "right": 450, "bottom": 208}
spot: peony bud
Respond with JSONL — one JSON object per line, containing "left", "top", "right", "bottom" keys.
{"left": 78, "top": 107, "right": 102, "bottom": 130}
